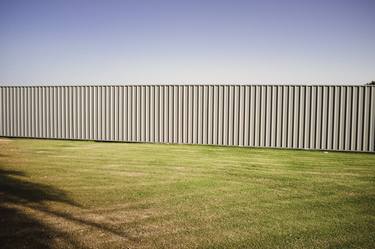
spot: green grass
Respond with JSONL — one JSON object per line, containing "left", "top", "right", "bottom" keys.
{"left": 0, "top": 138, "right": 374, "bottom": 249}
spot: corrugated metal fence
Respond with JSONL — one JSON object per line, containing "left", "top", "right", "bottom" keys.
{"left": 0, "top": 85, "right": 374, "bottom": 152}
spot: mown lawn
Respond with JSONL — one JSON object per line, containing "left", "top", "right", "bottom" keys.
{"left": 0, "top": 138, "right": 374, "bottom": 249}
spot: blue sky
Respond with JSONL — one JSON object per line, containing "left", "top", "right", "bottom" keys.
{"left": 0, "top": 0, "right": 374, "bottom": 85}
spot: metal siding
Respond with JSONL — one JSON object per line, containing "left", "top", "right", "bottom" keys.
{"left": 98, "top": 86, "right": 102, "bottom": 140}
{"left": 357, "top": 87, "right": 364, "bottom": 151}
{"left": 345, "top": 87, "right": 352, "bottom": 151}
{"left": 362, "top": 87, "right": 370, "bottom": 151}
{"left": 44, "top": 87, "right": 48, "bottom": 138}
{"left": 33, "top": 87, "right": 37, "bottom": 137}
{"left": 107, "top": 86, "right": 112, "bottom": 141}
{"left": 86, "top": 86, "right": 91, "bottom": 140}
{"left": 62, "top": 86, "right": 66, "bottom": 139}
{"left": 233, "top": 86, "right": 239, "bottom": 146}
{"left": 338, "top": 87, "right": 346, "bottom": 151}
{"left": 67, "top": 86, "right": 72, "bottom": 139}
{"left": 11, "top": 87, "right": 15, "bottom": 136}
{"left": 9, "top": 87, "right": 17, "bottom": 136}
{"left": 182, "top": 86, "right": 187, "bottom": 143}
{"left": 370, "top": 86, "right": 375, "bottom": 151}
{"left": 216, "top": 86, "right": 222, "bottom": 145}
{"left": 327, "top": 86, "right": 334, "bottom": 150}
{"left": 19, "top": 87, "right": 22, "bottom": 136}
{"left": 14, "top": 87, "right": 21, "bottom": 136}
{"left": 0, "top": 88, "right": 3, "bottom": 135}
{"left": 265, "top": 86, "right": 271, "bottom": 147}
{"left": 10, "top": 87, "right": 14, "bottom": 136}
{"left": 304, "top": 86, "right": 310, "bottom": 148}
{"left": 152, "top": 86, "right": 157, "bottom": 142}
{"left": 161, "top": 86, "right": 166, "bottom": 143}
{"left": 289, "top": 86, "right": 294, "bottom": 147}
{"left": 293, "top": 86, "right": 299, "bottom": 148}
{"left": 7, "top": 87, "right": 9, "bottom": 136}
{"left": 276, "top": 86, "right": 283, "bottom": 147}
{"left": 82, "top": 86, "right": 86, "bottom": 139}
{"left": 229, "top": 85, "right": 235, "bottom": 145}
{"left": 351, "top": 87, "right": 358, "bottom": 150}
{"left": 273, "top": 86, "right": 277, "bottom": 147}
{"left": 0, "top": 87, "right": 3, "bottom": 136}
{"left": 55, "top": 87, "right": 59, "bottom": 138}
{"left": 131, "top": 86, "right": 136, "bottom": 141}
{"left": 281, "top": 86, "right": 289, "bottom": 147}
{"left": 74, "top": 87, "right": 79, "bottom": 139}
{"left": 38, "top": 87, "right": 41, "bottom": 138}
{"left": 18, "top": 87, "right": 22, "bottom": 137}
{"left": 15, "top": 87, "right": 19, "bottom": 137}
{"left": 254, "top": 86, "right": 259, "bottom": 146}
{"left": 52, "top": 87, "right": 61, "bottom": 139}
{"left": 167, "top": 86, "right": 171, "bottom": 143}
{"left": 259, "top": 86, "right": 265, "bottom": 147}
{"left": 157, "top": 86, "right": 162, "bottom": 143}
{"left": 299, "top": 86, "right": 305, "bottom": 149}
{"left": 0, "top": 85, "right": 373, "bottom": 152}
{"left": 24, "top": 87, "right": 28, "bottom": 137}
{"left": 197, "top": 85, "right": 202, "bottom": 144}
{"left": 241, "top": 85, "right": 245, "bottom": 146}
{"left": 6, "top": 87, "right": 9, "bottom": 136}
{"left": 171, "top": 86, "right": 175, "bottom": 143}
{"left": 91, "top": 86, "right": 96, "bottom": 140}
{"left": 21, "top": 87, "right": 24, "bottom": 137}
{"left": 3, "top": 88, "right": 6, "bottom": 136}
{"left": 333, "top": 86, "right": 340, "bottom": 150}
{"left": 13, "top": 87, "right": 17, "bottom": 136}
{"left": 204, "top": 86, "right": 209, "bottom": 145}
{"left": 4, "top": 87, "right": 6, "bottom": 136}
{"left": 125, "top": 86, "right": 130, "bottom": 141}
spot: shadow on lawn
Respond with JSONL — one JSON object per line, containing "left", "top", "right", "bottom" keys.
{"left": 0, "top": 166, "right": 132, "bottom": 249}
{"left": 0, "top": 168, "right": 86, "bottom": 249}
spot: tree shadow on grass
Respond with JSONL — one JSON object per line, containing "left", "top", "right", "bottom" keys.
{"left": 0, "top": 162, "right": 134, "bottom": 249}
{"left": 0, "top": 168, "right": 76, "bottom": 205}
{"left": 0, "top": 168, "right": 86, "bottom": 249}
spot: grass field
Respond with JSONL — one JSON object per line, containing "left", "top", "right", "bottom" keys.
{"left": 0, "top": 138, "right": 374, "bottom": 249}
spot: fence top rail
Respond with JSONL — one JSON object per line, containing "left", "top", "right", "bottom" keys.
{"left": 0, "top": 84, "right": 374, "bottom": 88}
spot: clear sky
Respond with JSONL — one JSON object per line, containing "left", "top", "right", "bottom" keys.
{"left": 0, "top": 0, "right": 374, "bottom": 85}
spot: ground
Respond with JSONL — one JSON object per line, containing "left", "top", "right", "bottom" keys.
{"left": 0, "top": 138, "right": 374, "bottom": 249}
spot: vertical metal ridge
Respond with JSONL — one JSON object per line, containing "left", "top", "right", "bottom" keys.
{"left": 217, "top": 86, "right": 223, "bottom": 145}
{"left": 369, "top": 86, "right": 375, "bottom": 151}
{"left": 277, "top": 86, "right": 283, "bottom": 147}
{"left": 0, "top": 87, "right": 3, "bottom": 136}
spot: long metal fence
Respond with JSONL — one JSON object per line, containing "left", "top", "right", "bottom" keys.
{"left": 0, "top": 85, "right": 374, "bottom": 152}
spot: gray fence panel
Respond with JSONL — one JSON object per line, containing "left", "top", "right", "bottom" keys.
{"left": 0, "top": 87, "right": 2, "bottom": 136}
{"left": 0, "top": 85, "right": 374, "bottom": 152}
